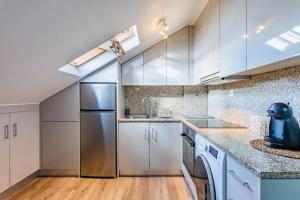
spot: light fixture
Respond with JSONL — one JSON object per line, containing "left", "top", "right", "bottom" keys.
{"left": 256, "top": 23, "right": 265, "bottom": 34}
{"left": 110, "top": 40, "right": 126, "bottom": 57}
{"left": 157, "top": 18, "right": 168, "bottom": 39}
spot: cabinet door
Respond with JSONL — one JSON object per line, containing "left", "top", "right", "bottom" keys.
{"left": 119, "top": 122, "right": 149, "bottom": 172}
{"left": 206, "top": 0, "right": 220, "bottom": 77}
{"left": 247, "top": 0, "right": 300, "bottom": 70}
{"left": 0, "top": 114, "right": 9, "bottom": 193}
{"left": 220, "top": 0, "right": 246, "bottom": 76}
{"left": 194, "top": 7, "right": 208, "bottom": 80}
{"left": 121, "top": 54, "right": 144, "bottom": 85}
{"left": 149, "top": 122, "right": 181, "bottom": 171}
{"left": 143, "top": 41, "right": 167, "bottom": 85}
{"left": 166, "top": 27, "right": 189, "bottom": 85}
{"left": 227, "top": 156, "right": 260, "bottom": 200}
{"left": 41, "top": 122, "right": 80, "bottom": 170}
{"left": 10, "top": 111, "right": 39, "bottom": 185}
{"left": 195, "top": 0, "right": 220, "bottom": 79}
{"left": 193, "top": 16, "right": 207, "bottom": 84}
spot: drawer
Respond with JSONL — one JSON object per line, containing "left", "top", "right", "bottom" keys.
{"left": 227, "top": 156, "right": 260, "bottom": 200}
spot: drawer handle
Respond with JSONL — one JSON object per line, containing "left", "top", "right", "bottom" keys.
{"left": 4, "top": 125, "right": 9, "bottom": 140}
{"left": 228, "top": 169, "right": 252, "bottom": 191}
{"left": 13, "top": 123, "right": 17, "bottom": 137}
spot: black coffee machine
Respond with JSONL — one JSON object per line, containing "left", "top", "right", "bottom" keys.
{"left": 264, "top": 102, "right": 300, "bottom": 150}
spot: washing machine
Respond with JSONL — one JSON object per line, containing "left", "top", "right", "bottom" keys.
{"left": 193, "top": 134, "right": 226, "bottom": 200}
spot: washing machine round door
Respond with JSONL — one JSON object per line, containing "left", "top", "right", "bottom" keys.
{"left": 192, "top": 154, "right": 216, "bottom": 200}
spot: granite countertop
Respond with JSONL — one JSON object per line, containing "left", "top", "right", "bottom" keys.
{"left": 118, "top": 114, "right": 213, "bottom": 122}
{"left": 183, "top": 120, "right": 300, "bottom": 179}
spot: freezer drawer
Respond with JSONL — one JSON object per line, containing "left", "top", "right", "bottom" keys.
{"left": 80, "top": 83, "right": 116, "bottom": 110}
{"left": 80, "top": 111, "right": 116, "bottom": 177}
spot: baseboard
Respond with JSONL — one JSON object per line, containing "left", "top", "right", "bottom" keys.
{"left": 39, "top": 169, "right": 79, "bottom": 177}
{"left": 0, "top": 170, "right": 39, "bottom": 200}
{"left": 119, "top": 169, "right": 182, "bottom": 176}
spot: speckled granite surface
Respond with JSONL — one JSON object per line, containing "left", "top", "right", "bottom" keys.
{"left": 183, "top": 120, "right": 300, "bottom": 179}
{"left": 124, "top": 85, "right": 208, "bottom": 118}
{"left": 208, "top": 65, "right": 300, "bottom": 135}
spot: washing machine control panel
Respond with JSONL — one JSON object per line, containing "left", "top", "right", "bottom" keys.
{"left": 209, "top": 145, "right": 218, "bottom": 159}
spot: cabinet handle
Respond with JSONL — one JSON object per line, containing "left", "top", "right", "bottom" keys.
{"left": 13, "top": 123, "right": 17, "bottom": 137}
{"left": 145, "top": 128, "right": 149, "bottom": 141}
{"left": 4, "top": 125, "right": 9, "bottom": 140}
{"left": 151, "top": 128, "right": 158, "bottom": 142}
{"left": 228, "top": 169, "right": 252, "bottom": 191}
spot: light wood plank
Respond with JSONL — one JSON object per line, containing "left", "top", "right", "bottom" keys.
{"left": 8, "top": 177, "right": 191, "bottom": 200}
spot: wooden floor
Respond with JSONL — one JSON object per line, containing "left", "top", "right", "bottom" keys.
{"left": 8, "top": 177, "right": 191, "bottom": 200}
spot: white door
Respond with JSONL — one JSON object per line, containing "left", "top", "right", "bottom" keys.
{"left": 166, "top": 27, "right": 189, "bottom": 85}
{"left": 220, "top": 0, "right": 246, "bottom": 77}
{"left": 121, "top": 54, "right": 144, "bottom": 85}
{"left": 119, "top": 122, "right": 149, "bottom": 173}
{"left": 247, "top": 0, "right": 300, "bottom": 70}
{"left": 10, "top": 111, "right": 39, "bottom": 185}
{"left": 149, "top": 122, "right": 181, "bottom": 171}
{"left": 0, "top": 114, "right": 10, "bottom": 193}
{"left": 143, "top": 41, "right": 167, "bottom": 85}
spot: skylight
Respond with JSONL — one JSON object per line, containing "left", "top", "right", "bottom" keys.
{"left": 69, "top": 47, "right": 106, "bottom": 67}
{"left": 58, "top": 25, "right": 140, "bottom": 77}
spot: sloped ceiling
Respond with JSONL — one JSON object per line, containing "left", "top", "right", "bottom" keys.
{"left": 0, "top": 0, "right": 207, "bottom": 104}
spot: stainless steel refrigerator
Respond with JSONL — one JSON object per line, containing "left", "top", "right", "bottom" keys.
{"left": 80, "top": 83, "right": 116, "bottom": 178}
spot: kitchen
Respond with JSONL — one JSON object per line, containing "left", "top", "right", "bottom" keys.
{"left": 1, "top": 0, "right": 300, "bottom": 199}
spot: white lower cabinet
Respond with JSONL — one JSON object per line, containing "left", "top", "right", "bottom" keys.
{"left": 119, "top": 122, "right": 150, "bottom": 171}
{"left": 149, "top": 123, "right": 181, "bottom": 171}
{"left": 0, "top": 110, "right": 39, "bottom": 193}
{"left": 118, "top": 122, "right": 181, "bottom": 175}
{"left": 0, "top": 114, "right": 10, "bottom": 193}
{"left": 227, "top": 156, "right": 260, "bottom": 200}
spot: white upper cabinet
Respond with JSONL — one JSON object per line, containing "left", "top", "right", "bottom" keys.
{"left": 121, "top": 54, "right": 144, "bottom": 85}
{"left": 121, "top": 26, "right": 193, "bottom": 86}
{"left": 220, "top": 0, "right": 247, "bottom": 76}
{"left": 0, "top": 114, "right": 10, "bottom": 193}
{"left": 10, "top": 111, "right": 39, "bottom": 185}
{"left": 206, "top": 0, "right": 220, "bottom": 77}
{"left": 247, "top": 0, "right": 300, "bottom": 70}
{"left": 194, "top": 0, "right": 220, "bottom": 81}
{"left": 143, "top": 40, "right": 167, "bottom": 85}
{"left": 166, "top": 27, "right": 189, "bottom": 85}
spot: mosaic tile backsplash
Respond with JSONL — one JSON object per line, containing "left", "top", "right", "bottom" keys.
{"left": 124, "top": 65, "right": 300, "bottom": 135}
{"left": 208, "top": 65, "right": 300, "bottom": 135}
{"left": 124, "top": 86, "right": 208, "bottom": 118}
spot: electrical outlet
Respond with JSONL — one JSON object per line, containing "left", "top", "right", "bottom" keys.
{"left": 229, "top": 89, "right": 234, "bottom": 97}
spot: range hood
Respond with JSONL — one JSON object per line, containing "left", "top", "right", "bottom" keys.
{"left": 200, "top": 73, "right": 250, "bottom": 85}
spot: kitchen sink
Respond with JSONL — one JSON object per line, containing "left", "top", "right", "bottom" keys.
{"left": 129, "top": 115, "right": 148, "bottom": 119}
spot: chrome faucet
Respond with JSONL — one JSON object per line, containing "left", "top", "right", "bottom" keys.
{"left": 141, "top": 96, "right": 152, "bottom": 118}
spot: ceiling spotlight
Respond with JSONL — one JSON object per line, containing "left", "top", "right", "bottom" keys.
{"left": 157, "top": 18, "right": 168, "bottom": 39}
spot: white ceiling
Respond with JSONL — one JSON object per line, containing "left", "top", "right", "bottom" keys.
{"left": 0, "top": 0, "right": 207, "bottom": 104}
